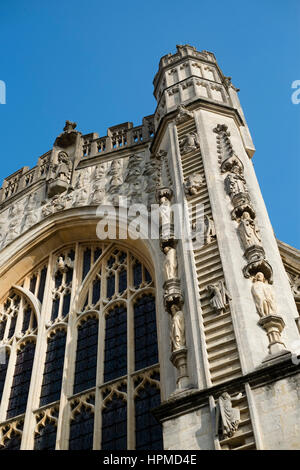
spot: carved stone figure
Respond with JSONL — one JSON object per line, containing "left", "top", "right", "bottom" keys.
{"left": 170, "top": 303, "right": 186, "bottom": 351}
{"left": 54, "top": 255, "right": 74, "bottom": 275}
{"left": 216, "top": 392, "right": 242, "bottom": 439}
{"left": 251, "top": 272, "right": 277, "bottom": 317}
{"left": 180, "top": 132, "right": 199, "bottom": 154}
{"left": 23, "top": 193, "right": 38, "bottom": 229}
{"left": 5, "top": 203, "right": 22, "bottom": 244}
{"left": 91, "top": 165, "right": 106, "bottom": 204}
{"left": 184, "top": 173, "right": 204, "bottom": 196}
{"left": 237, "top": 211, "right": 261, "bottom": 250}
{"left": 125, "top": 154, "right": 143, "bottom": 183}
{"left": 207, "top": 281, "right": 231, "bottom": 314}
{"left": 204, "top": 215, "right": 216, "bottom": 244}
{"left": 54, "top": 151, "right": 72, "bottom": 183}
{"left": 225, "top": 166, "right": 247, "bottom": 198}
{"left": 73, "top": 172, "right": 89, "bottom": 206}
{"left": 108, "top": 159, "right": 123, "bottom": 193}
{"left": 163, "top": 245, "right": 178, "bottom": 281}
{"left": 175, "top": 104, "right": 194, "bottom": 124}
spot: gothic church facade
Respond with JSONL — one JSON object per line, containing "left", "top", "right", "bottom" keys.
{"left": 0, "top": 45, "right": 299, "bottom": 450}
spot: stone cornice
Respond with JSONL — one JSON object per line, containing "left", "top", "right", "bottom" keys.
{"left": 150, "top": 99, "right": 245, "bottom": 155}
{"left": 152, "top": 354, "right": 300, "bottom": 423}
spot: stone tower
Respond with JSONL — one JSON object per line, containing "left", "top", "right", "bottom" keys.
{"left": 0, "top": 45, "right": 299, "bottom": 450}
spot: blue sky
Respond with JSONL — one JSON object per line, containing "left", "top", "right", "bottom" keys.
{"left": 0, "top": 0, "right": 299, "bottom": 248}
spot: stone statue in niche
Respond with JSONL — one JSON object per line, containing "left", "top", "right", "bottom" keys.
{"left": 91, "top": 164, "right": 106, "bottom": 204}
{"left": 163, "top": 245, "right": 178, "bottom": 282}
{"left": 207, "top": 280, "right": 231, "bottom": 314}
{"left": 224, "top": 166, "right": 247, "bottom": 198}
{"left": 180, "top": 132, "right": 200, "bottom": 154}
{"left": 251, "top": 272, "right": 277, "bottom": 317}
{"left": 237, "top": 211, "right": 261, "bottom": 250}
{"left": 216, "top": 392, "right": 243, "bottom": 439}
{"left": 54, "top": 151, "right": 72, "bottom": 183}
{"left": 184, "top": 173, "right": 204, "bottom": 196}
{"left": 204, "top": 215, "right": 216, "bottom": 244}
{"left": 170, "top": 303, "right": 186, "bottom": 351}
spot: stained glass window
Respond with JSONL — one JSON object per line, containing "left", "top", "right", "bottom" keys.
{"left": 7, "top": 341, "right": 35, "bottom": 419}
{"left": 73, "top": 317, "right": 99, "bottom": 394}
{"left": 40, "top": 330, "right": 66, "bottom": 407}
{"left": 134, "top": 295, "right": 158, "bottom": 371}
{"left": 69, "top": 407, "right": 94, "bottom": 450}
{"left": 135, "top": 382, "right": 163, "bottom": 450}
{"left": 34, "top": 419, "right": 57, "bottom": 450}
{"left": 104, "top": 305, "right": 127, "bottom": 383}
{"left": 102, "top": 393, "right": 127, "bottom": 450}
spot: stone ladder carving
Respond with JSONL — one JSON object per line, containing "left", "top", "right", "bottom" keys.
{"left": 177, "top": 118, "right": 242, "bottom": 386}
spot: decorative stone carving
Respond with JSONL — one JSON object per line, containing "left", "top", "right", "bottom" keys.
{"left": 163, "top": 245, "right": 178, "bottom": 282}
{"left": 258, "top": 315, "right": 286, "bottom": 355}
{"left": 23, "top": 193, "right": 38, "bottom": 230}
{"left": 184, "top": 173, "right": 204, "bottom": 196}
{"left": 216, "top": 392, "right": 242, "bottom": 439}
{"left": 5, "top": 203, "right": 22, "bottom": 244}
{"left": 108, "top": 159, "right": 123, "bottom": 194}
{"left": 54, "top": 152, "right": 72, "bottom": 183}
{"left": 180, "top": 132, "right": 199, "bottom": 154}
{"left": 47, "top": 151, "right": 73, "bottom": 198}
{"left": 231, "top": 192, "right": 256, "bottom": 221}
{"left": 237, "top": 211, "right": 261, "bottom": 250}
{"left": 73, "top": 171, "right": 89, "bottom": 206}
{"left": 125, "top": 154, "right": 143, "bottom": 184}
{"left": 204, "top": 215, "right": 216, "bottom": 244}
{"left": 243, "top": 257, "right": 273, "bottom": 284}
{"left": 221, "top": 154, "right": 244, "bottom": 175}
{"left": 225, "top": 167, "right": 247, "bottom": 198}
{"left": 207, "top": 281, "right": 231, "bottom": 314}
{"left": 54, "top": 120, "right": 79, "bottom": 148}
{"left": 251, "top": 272, "right": 277, "bottom": 317}
{"left": 91, "top": 164, "right": 106, "bottom": 204}
{"left": 54, "top": 255, "right": 74, "bottom": 275}
{"left": 170, "top": 303, "right": 186, "bottom": 351}
{"left": 175, "top": 104, "right": 194, "bottom": 124}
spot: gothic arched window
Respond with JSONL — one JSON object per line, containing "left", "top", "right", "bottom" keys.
{"left": 0, "top": 242, "right": 162, "bottom": 450}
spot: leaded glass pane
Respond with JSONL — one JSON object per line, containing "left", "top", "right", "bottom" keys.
{"left": 134, "top": 295, "right": 158, "bottom": 371}
{"left": 73, "top": 317, "right": 98, "bottom": 394}
{"left": 104, "top": 306, "right": 127, "bottom": 383}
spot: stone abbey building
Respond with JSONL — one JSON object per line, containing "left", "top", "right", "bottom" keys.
{"left": 0, "top": 45, "right": 299, "bottom": 450}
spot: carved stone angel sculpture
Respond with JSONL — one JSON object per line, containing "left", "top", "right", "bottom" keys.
{"left": 216, "top": 392, "right": 242, "bottom": 439}
{"left": 184, "top": 173, "right": 204, "bottom": 196}
{"left": 251, "top": 272, "right": 277, "bottom": 317}
{"left": 180, "top": 132, "right": 200, "bottom": 154}
{"left": 207, "top": 281, "right": 231, "bottom": 314}
{"left": 54, "top": 255, "right": 74, "bottom": 275}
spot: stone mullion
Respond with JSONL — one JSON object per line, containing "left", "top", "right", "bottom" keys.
{"left": 19, "top": 252, "right": 53, "bottom": 449}
{"left": 127, "top": 253, "right": 135, "bottom": 449}
{"left": 55, "top": 243, "right": 79, "bottom": 449}
{"left": 94, "top": 268, "right": 105, "bottom": 450}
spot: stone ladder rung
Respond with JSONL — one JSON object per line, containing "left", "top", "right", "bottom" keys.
{"left": 205, "top": 318, "right": 235, "bottom": 336}
{"left": 206, "top": 337, "right": 237, "bottom": 354}
{"left": 211, "top": 366, "right": 242, "bottom": 384}
{"left": 209, "top": 354, "right": 240, "bottom": 373}
{"left": 207, "top": 344, "right": 239, "bottom": 363}
{"left": 202, "top": 312, "right": 228, "bottom": 326}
